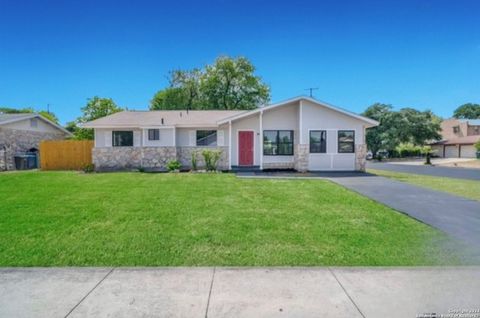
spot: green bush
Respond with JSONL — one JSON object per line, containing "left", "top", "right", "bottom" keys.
{"left": 166, "top": 160, "right": 181, "bottom": 172}
{"left": 475, "top": 140, "right": 480, "bottom": 151}
{"left": 395, "top": 143, "right": 422, "bottom": 158}
{"left": 83, "top": 163, "right": 95, "bottom": 173}
{"left": 191, "top": 151, "right": 198, "bottom": 171}
{"left": 202, "top": 149, "right": 222, "bottom": 171}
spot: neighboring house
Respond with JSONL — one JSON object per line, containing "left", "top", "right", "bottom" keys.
{"left": 431, "top": 118, "right": 480, "bottom": 158}
{"left": 82, "top": 96, "right": 378, "bottom": 172}
{"left": 0, "top": 113, "right": 71, "bottom": 170}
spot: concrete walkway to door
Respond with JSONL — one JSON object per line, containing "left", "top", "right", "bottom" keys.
{"left": 1, "top": 267, "right": 479, "bottom": 318}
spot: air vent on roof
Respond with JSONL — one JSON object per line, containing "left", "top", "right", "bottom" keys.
{"left": 161, "top": 118, "right": 164, "bottom": 125}
{"left": 180, "top": 112, "right": 182, "bottom": 117}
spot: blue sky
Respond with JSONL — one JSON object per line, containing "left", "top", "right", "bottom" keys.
{"left": 1, "top": 0, "right": 479, "bottom": 124}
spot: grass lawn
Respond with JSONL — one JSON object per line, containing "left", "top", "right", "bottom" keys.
{"left": 0, "top": 171, "right": 456, "bottom": 266}
{"left": 369, "top": 169, "right": 480, "bottom": 201}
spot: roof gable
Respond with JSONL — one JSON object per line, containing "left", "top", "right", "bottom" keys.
{"left": 218, "top": 96, "right": 379, "bottom": 126}
{"left": 0, "top": 113, "right": 71, "bottom": 135}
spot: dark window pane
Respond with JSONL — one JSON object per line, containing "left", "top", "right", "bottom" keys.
{"left": 310, "top": 130, "right": 327, "bottom": 153}
{"left": 278, "top": 143, "right": 293, "bottom": 155}
{"left": 112, "top": 131, "right": 133, "bottom": 147}
{"left": 278, "top": 131, "right": 293, "bottom": 143}
{"left": 196, "top": 130, "right": 217, "bottom": 146}
{"left": 148, "top": 129, "right": 159, "bottom": 141}
{"left": 338, "top": 130, "right": 355, "bottom": 153}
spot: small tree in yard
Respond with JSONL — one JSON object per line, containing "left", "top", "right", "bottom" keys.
{"left": 202, "top": 149, "right": 222, "bottom": 171}
{"left": 190, "top": 151, "right": 198, "bottom": 171}
{"left": 475, "top": 140, "right": 480, "bottom": 159}
{"left": 421, "top": 146, "right": 433, "bottom": 165}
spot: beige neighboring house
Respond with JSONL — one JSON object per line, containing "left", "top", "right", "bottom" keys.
{"left": 431, "top": 118, "right": 480, "bottom": 158}
{"left": 0, "top": 113, "right": 71, "bottom": 170}
{"left": 81, "top": 96, "right": 378, "bottom": 172}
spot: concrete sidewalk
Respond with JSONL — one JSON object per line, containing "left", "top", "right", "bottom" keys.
{"left": 1, "top": 267, "right": 479, "bottom": 318}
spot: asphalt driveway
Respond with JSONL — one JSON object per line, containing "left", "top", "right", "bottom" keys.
{"left": 330, "top": 175, "right": 480, "bottom": 261}
{"left": 367, "top": 161, "right": 480, "bottom": 181}
{"left": 1, "top": 267, "right": 479, "bottom": 318}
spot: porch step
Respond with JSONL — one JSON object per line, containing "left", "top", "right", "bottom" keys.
{"left": 231, "top": 165, "right": 261, "bottom": 172}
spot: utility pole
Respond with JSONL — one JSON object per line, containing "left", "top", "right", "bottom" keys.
{"left": 47, "top": 104, "right": 51, "bottom": 114}
{"left": 304, "top": 87, "right": 319, "bottom": 98}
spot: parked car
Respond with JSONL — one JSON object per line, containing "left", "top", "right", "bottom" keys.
{"left": 376, "top": 150, "right": 389, "bottom": 159}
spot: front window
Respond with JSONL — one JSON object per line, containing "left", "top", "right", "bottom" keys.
{"left": 338, "top": 130, "right": 355, "bottom": 153}
{"left": 263, "top": 130, "right": 294, "bottom": 155}
{"left": 310, "top": 130, "right": 327, "bottom": 153}
{"left": 148, "top": 129, "right": 160, "bottom": 141}
{"left": 196, "top": 130, "right": 217, "bottom": 146}
{"left": 112, "top": 131, "right": 133, "bottom": 147}
{"left": 453, "top": 126, "right": 460, "bottom": 134}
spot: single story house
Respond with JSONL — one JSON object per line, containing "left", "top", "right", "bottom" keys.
{"left": 431, "top": 118, "right": 480, "bottom": 158}
{"left": 82, "top": 96, "right": 378, "bottom": 172}
{"left": 0, "top": 113, "right": 71, "bottom": 170}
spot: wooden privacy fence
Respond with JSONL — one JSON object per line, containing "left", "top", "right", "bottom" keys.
{"left": 40, "top": 140, "right": 94, "bottom": 170}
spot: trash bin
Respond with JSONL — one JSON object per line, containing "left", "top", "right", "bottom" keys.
{"left": 14, "top": 153, "right": 38, "bottom": 170}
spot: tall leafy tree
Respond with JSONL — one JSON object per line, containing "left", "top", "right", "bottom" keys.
{"left": 74, "top": 97, "right": 122, "bottom": 140}
{"left": 363, "top": 104, "right": 441, "bottom": 156}
{"left": 453, "top": 103, "right": 480, "bottom": 119}
{"left": 38, "top": 111, "right": 59, "bottom": 123}
{"left": 150, "top": 56, "right": 270, "bottom": 110}
{"left": 0, "top": 107, "right": 59, "bottom": 123}
{"left": 200, "top": 56, "right": 270, "bottom": 110}
{"left": 151, "top": 69, "right": 202, "bottom": 110}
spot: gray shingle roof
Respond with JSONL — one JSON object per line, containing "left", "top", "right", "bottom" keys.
{"left": 81, "top": 110, "right": 247, "bottom": 128}
{"left": 0, "top": 113, "right": 36, "bottom": 125}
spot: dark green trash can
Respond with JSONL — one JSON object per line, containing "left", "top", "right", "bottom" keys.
{"left": 14, "top": 153, "right": 38, "bottom": 170}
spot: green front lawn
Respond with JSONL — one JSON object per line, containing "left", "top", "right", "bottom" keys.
{"left": 0, "top": 171, "right": 455, "bottom": 266}
{"left": 369, "top": 169, "right": 480, "bottom": 201}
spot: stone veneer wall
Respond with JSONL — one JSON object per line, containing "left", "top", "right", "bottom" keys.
{"left": 0, "top": 128, "right": 66, "bottom": 171}
{"left": 262, "top": 161, "right": 295, "bottom": 170}
{"left": 355, "top": 144, "right": 367, "bottom": 172}
{"left": 177, "top": 147, "right": 229, "bottom": 170}
{"left": 92, "top": 146, "right": 228, "bottom": 171}
{"left": 0, "top": 149, "right": 6, "bottom": 171}
{"left": 293, "top": 144, "right": 309, "bottom": 172}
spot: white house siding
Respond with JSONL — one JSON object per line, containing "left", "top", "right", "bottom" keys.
{"left": 143, "top": 128, "right": 175, "bottom": 147}
{"left": 262, "top": 102, "right": 299, "bottom": 169}
{"left": 301, "top": 100, "right": 365, "bottom": 171}
{"left": 231, "top": 114, "right": 260, "bottom": 166}
{"left": 94, "top": 128, "right": 143, "bottom": 147}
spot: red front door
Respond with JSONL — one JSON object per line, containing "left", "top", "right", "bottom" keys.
{"left": 238, "top": 131, "right": 254, "bottom": 166}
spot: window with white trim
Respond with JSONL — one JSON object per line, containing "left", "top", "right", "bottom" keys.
{"left": 310, "top": 130, "right": 327, "bottom": 153}
{"left": 196, "top": 130, "right": 217, "bottom": 146}
{"left": 338, "top": 130, "right": 355, "bottom": 153}
{"left": 148, "top": 129, "right": 160, "bottom": 141}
